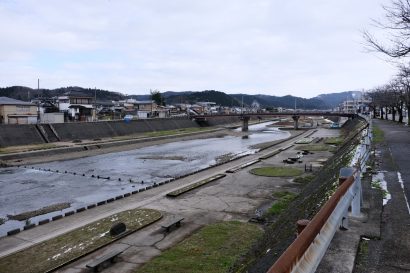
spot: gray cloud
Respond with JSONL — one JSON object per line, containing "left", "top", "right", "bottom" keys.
{"left": 0, "top": 0, "right": 396, "bottom": 97}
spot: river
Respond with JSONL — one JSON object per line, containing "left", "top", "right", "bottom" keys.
{"left": 0, "top": 121, "right": 290, "bottom": 236}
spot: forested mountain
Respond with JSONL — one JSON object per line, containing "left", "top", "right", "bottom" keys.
{"left": 1, "top": 85, "right": 360, "bottom": 110}
{"left": 0, "top": 86, "right": 125, "bottom": 101}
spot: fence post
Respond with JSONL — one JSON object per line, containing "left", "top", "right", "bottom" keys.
{"left": 339, "top": 167, "right": 355, "bottom": 229}
{"left": 351, "top": 175, "right": 362, "bottom": 217}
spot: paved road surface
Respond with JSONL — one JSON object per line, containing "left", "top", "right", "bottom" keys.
{"left": 364, "top": 119, "right": 410, "bottom": 272}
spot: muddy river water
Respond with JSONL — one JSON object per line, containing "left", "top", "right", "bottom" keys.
{"left": 0, "top": 122, "right": 290, "bottom": 236}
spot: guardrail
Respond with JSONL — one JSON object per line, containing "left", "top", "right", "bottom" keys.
{"left": 267, "top": 116, "right": 371, "bottom": 273}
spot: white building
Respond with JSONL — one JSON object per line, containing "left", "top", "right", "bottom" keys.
{"left": 57, "top": 92, "right": 94, "bottom": 121}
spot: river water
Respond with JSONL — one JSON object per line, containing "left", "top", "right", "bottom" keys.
{"left": 0, "top": 122, "right": 290, "bottom": 236}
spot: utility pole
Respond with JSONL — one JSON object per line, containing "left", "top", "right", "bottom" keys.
{"left": 94, "top": 87, "right": 97, "bottom": 121}
{"left": 294, "top": 98, "right": 296, "bottom": 111}
{"left": 241, "top": 95, "right": 244, "bottom": 114}
{"left": 37, "top": 78, "right": 40, "bottom": 123}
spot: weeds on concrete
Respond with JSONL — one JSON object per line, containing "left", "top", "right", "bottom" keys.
{"left": 268, "top": 192, "right": 298, "bottom": 215}
{"left": 372, "top": 125, "right": 384, "bottom": 143}
{"left": 293, "top": 175, "right": 315, "bottom": 184}
{"left": 324, "top": 137, "right": 344, "bottom": 145}
{"left": 353, "top": 238, "right": 370, "bottom": 273}
{"left": 137, "top": 221, "right": 263, "bottom": 273}
{"left": 0, "top": 208, "right": 162, "bottom": 273}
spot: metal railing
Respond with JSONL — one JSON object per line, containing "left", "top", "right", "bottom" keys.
{"left": 267, "top": 117, "right": 372, "bottom": 273}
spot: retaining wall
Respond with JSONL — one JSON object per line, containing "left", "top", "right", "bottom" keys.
{"left": 35, "top": 118, "right": 202, "bottom": 141}
{"left": 0, "top": 125, "right": 45, "bottom": 147}
{"left": 0, "top": 117, "right": 212, "bottom": 147}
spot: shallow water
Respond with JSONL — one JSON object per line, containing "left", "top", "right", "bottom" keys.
{"left": 0, "top": 122, "right": 290, "bottom": 235}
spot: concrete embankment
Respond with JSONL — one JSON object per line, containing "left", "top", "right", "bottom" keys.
{"left": 0, "top": 116, "right": 242, "bottom": 148}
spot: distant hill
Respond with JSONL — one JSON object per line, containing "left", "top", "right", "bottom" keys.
{"left": 231, "top": 94, "right": 328, "bottom": 110}
{"left": 164, "top": 90, "right": 241, "bottom": 106}
{"left": 0, "top": 86, "right": 125, "bottom": 102}
{"left": 0, "top": 86, "right": 361, "bottom": 110}
{"left": 314, "top": 91, "right": 362, "bottom": 108}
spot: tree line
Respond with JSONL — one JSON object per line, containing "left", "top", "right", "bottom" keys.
{"left": 364, "top": 0, "right": 410, "bottom": 124}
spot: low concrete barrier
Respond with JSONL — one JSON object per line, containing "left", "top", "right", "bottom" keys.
{"left": 7, "top": 229, "right": 21, "bottom": 236}
{"left": 38, "top": 219, "right": 50, "bottom": 225}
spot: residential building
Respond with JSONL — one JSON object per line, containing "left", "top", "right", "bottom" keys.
{"left": 57, "top": 92, "right": 94, "bottom": 121}
{"left": 0, "top": 96, "right": 38, "bottom": 124}
{"left": 31, "top": 97, "right": 64, "bottom": 123}
{"left": 341, "top": 99, "right": 370, "bottom": 113}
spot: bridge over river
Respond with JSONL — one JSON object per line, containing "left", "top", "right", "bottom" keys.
{"left": 190, "top": 112, "right": 357, "bottom": 130}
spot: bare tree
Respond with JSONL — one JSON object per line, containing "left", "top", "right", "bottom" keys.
{"left": 364, "top": 0, "right": 410, "bottom": 58}
{"left": 388, "top": 79, "right": 405, "bottom": 122}
{"left": 397, "top": 65, "right": 410, "bottom": 124}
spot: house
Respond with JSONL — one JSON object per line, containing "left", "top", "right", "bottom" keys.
{"left": 31, "top": 97, "right": 64, "bottom": 123}
{"left": 0, "top": 96, "right": 38, "bottom": 124}
{"left": 126, "top": 100, "right": 159, "bottom": 119}
{"left": 57, "top": 92, "right": 94, "bottom": 121}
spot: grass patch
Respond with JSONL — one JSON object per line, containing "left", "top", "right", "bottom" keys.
{"left": 295, "top": 137, "right": 314, "bottom": 144}
{"left": 167, "top": 174, "right": 226, "bottom": 197}
{"left": 7, "top": 203, "right": 70, "bottom": 221}
{"left": 0, "top": 143, "right": 62, "bottom": 154}
{"left": 249, "top": 166, "right": 303, "bottom": 177}
{"left": 137, "top": 221, "right": 263, "bottom": 273}
{"left": 296, "top": 144, "right": 331, "bottom": 152}
{"left": 324, "top": 137, "right": 344, "bottom": 145}
{"left": 293, "top": 175, "right": 315, "bottom": 184}
{"left": 143, "top": 127, "right": 209, "bottom": 138}
{"left": 0, "top": 208, "right": 162, "bottom": 273}
{"left": 267, "top": 191, "right": 298, "bottom": 215}
{"left": 372, "top": 125, "right": 384, "bottom": 143}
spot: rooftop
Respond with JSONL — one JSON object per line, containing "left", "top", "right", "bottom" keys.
{"left": 0, "top": 97, "right": 34, "bottom": 106}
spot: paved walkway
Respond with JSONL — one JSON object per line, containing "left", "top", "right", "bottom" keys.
{"left": 364, "top": 119, "right": 410, "bottom": 272}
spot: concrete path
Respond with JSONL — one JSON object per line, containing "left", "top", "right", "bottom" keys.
{"left": 363, "top": 119, "right": 410, "bottom": 273}
{"left": 318, "top": 119, "right": 410, "bottom": 273}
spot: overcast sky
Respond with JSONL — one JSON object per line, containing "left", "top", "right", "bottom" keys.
{"left": 0, "top": 0, "right": 398, "bottom": 98}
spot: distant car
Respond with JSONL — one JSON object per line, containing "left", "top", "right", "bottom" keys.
{"left": 123, "top": 115, "right": 134, "bottom": 121}
{"left": 330, "top": 122, "right": 340, "bottom": 129}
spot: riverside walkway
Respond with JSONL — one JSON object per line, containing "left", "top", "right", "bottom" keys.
{"left": 364, "top": 119, "right": 410, "bottom": 272}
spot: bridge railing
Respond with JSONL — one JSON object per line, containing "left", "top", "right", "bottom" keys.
{"left": 266, "top": 117, "right": 371, "bottom": 273}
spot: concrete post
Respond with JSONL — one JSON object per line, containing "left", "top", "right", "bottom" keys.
{"left": 241, "top": 116, "right": 250, "bottom": 132}
{"left": 339, "top": 167, "right": 355, "bottom": 229}
{"left": 292, "top": 115, "right": 300, "bottom": 130}
{"left": 296, "top": 219, "right": 310, "bottom": 235}
{"left": 351, "top": 175, "right": 362, "bottom": 217}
